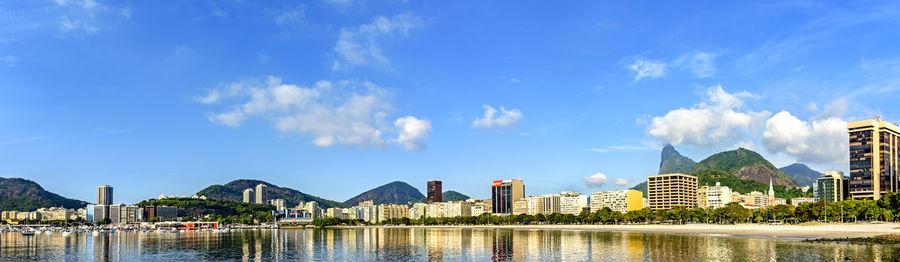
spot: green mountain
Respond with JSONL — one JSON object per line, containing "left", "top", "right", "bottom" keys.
{"left": 695, "top": 170, "right": 810, "bottom": 199}
{"left": 344, "top": 181, "right": 424, "bottom": 206}
{"left": 691, "top": 148, "right": 799, "bottom": 187}
{"left": 441, "top": 190, "right": 470, "bottom": 202}
{"left": 632, "top": 144, "right": 696, "bottom": 194}
{"left": 195, "top": 179, "right": 345, "bottom": 209}
{"left": 658, "top": 144, "right": 697, "bottom": 174}
{"left": 779, "top": 163, "right": 822, "bottom": 187}
{"left": 0, "top": 177, "right": 89, "bottom": 211}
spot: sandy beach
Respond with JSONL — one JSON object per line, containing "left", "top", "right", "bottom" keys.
{"left": 344, "top": 223, "right": 900, "bottom": 239}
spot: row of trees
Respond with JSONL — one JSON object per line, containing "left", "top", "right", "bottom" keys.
{"left": 136, "top": 198, "right": 275, "bottom": 225}
{"left": 313, "top": 193, "right": 900, "bottom": 227}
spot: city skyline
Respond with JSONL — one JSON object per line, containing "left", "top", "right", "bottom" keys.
{"left": 3, "top": 1, "right": 900, "bottom": 204}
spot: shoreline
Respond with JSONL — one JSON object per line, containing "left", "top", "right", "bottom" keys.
{"left": 332, "top": 223, "right": 900, "bottom": 239}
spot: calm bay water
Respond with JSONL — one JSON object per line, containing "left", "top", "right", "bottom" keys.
{"left": 1, "top": 228, "right": 897, "bottom": 261}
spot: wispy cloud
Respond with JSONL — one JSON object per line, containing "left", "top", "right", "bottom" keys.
{"left": 90, "top": 128, "right": 129, "bottom": 134}
{"left": 331, "top": 13, "right": 422, "bottom": 70}
{"left": 674, "top": 52, "right": 718, "bottom": 78}
{"left": 0, "top": 136, "right": 47, "bottom": 147}
{"left": 472, "top": 105, "right": 522, "bottom": 131}
{"left": 1, "top": 56, "right": 17, "bottom": 67}
{"left": 588, "top": 144, "right": 655, "bottom": 153}
{"left": 627, "top": 58, "right": 666, "bottom": 82}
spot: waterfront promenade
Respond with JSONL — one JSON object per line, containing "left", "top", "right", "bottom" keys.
{"left": 342, "top": 222, "right": 900, "bottom": 239}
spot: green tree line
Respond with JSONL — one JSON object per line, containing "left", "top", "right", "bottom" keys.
{"left": 312, "top": 193, "right": 900, "bottom": 227}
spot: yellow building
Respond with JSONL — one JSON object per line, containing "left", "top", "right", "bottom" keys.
{"left": 647, "top": 173, "right": 697, "bottom": 210}
{"left": 589, "top": 189, "right": 643, "bottom": 213}
{"left": 847, "top": 117, "right": 900, "bottom": 200}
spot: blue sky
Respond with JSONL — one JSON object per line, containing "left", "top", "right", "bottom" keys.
{"left": 2, "top": 1, "right": 900, "bottom": 205}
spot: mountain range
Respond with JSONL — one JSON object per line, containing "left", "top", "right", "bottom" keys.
{"left": 778, "top": 163, "right": 823, "bottom": 187}
{"left": 691, "top": 148, "right": 798, "bottom": 187}
{"left": 633, "top": 144, "right": 814, "bottom": 197}
{"left": 344, "top": 181, "right": 425, "bottom": 206}
{"left": 195, "top": 179, "right": 346, "bottom": 209}
{"left": 0, "top": 177, "right": 89, "bottom": 212}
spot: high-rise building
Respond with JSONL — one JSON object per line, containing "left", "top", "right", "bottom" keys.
{"left": 847, "top": 117, "right": 900, "bottom": 200}
{"left": 559, "top": 192, "right": 588, "bottom": 215}
{"left": 817, "top": 171, "right": 849, "bottom": 202}
{"left": 647, "top": 173, "right": 697, "bottom": 210}
{"left": 589, "top": 189, "right": 643, "bottom": 213}
{"left": 97, "top": 185, "right": 113, "bottom": 205}
{"left": 491, "top": 179, "right": 524, "bottom": 215}
{"left": 243, "top": 188, "right": 255, "bottom": 203}
{"left": 541, "top": 194, "right": 561, "bottom": 214}
{"left": 255, "top": 184, "right": 267, "bottom": 204}
{"left": 526, "top": 195, "right": 544, "bottom": 215}
{"left": 268, "top": 199, "right": 286, "bottom": 210}
{"left": 109, "top": 204, "right": 123, "bottom": 224}
{"left": 697, "top": 182, "right": 733, "bottom": 209}
{"left": 427, "top": 180, "right": 442, "bottom": 203}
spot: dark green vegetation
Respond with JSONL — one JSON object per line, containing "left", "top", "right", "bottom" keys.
{"left": 631, "top": 182, "right": 647, "bottom": 195}
{"left": 344, "top": 181, "right": 424, "bottom": 206}
{"left": 0, "top": 177, "right": 88, "bottom": 211}
{"left": 138, "top": 197, "right": 274, "bottom": 225}
{"left": 692, "top": 148, "right": 798, "bottom": 187}
{"left": 696, "top": 170, "right": 811, "bottom": 199}
{"left": 418, "top": 190, "right": 471, "bottom": 203}
{"left": 806, "top": 234, "right": 900, "bottom": 245}
{"left": 779, "top": 163, "right": 823, "bottom": 187}
{"left": 658, "top": 144, "right": 697, "bottom": 174}
{"left": 196, "top": 179, "right": 345, "bottom": 209}
{"left": 441, "top": 191, "right": 470, "bottom": 202}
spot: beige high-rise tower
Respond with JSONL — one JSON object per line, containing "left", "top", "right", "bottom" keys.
{"left": 97, "top": 185, "right": 113, "bottom": 205}
{"left": 847, "top": 116, "right": 900, "bottom": 200}
{"left": 647, "top": 173, "right": 697, "bottom": 210}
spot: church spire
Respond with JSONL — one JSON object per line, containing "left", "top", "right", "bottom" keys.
{"left": 768, "top": 178, "right": 774, "bottom": 196}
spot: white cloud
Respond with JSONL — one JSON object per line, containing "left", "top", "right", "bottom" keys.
{"left": 472, "top": 105, "right": 522, "bottom": 130}
{"left": 762, "top": 111, "right": 848, "bottom": 164}
{"left": 648, "top": 85, "right": 771, "bottom": 147}
{"left": 394, "top": 116, "right": 431, "bottom": 151}
{"left": 675, "top": 52, "right": 717, "bottom": 78}
{"left": 614, "top": 178, "right": 629, "bottom": 187}
{"left": 628, "top": 58, "right": 666, "bottom": 82}
{"left": 583, "top": 173, "right": 610, "bottom": 188}
{"left": 509, "top": 78, "right": 520, "bottom": 83}
{"left": 331, "top": 13, "right": 421, "bottom": 70}
{"left": 197, "top": 76, "right": 430, "bottom": 151}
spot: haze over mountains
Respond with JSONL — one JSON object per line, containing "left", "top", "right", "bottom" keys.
{"left": 778, "top": 163, "right": 824, "bottom": 187}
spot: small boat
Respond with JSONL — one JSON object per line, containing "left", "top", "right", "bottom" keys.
{"left": 21, "top": 230, "right": 35, "bottom": 236}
